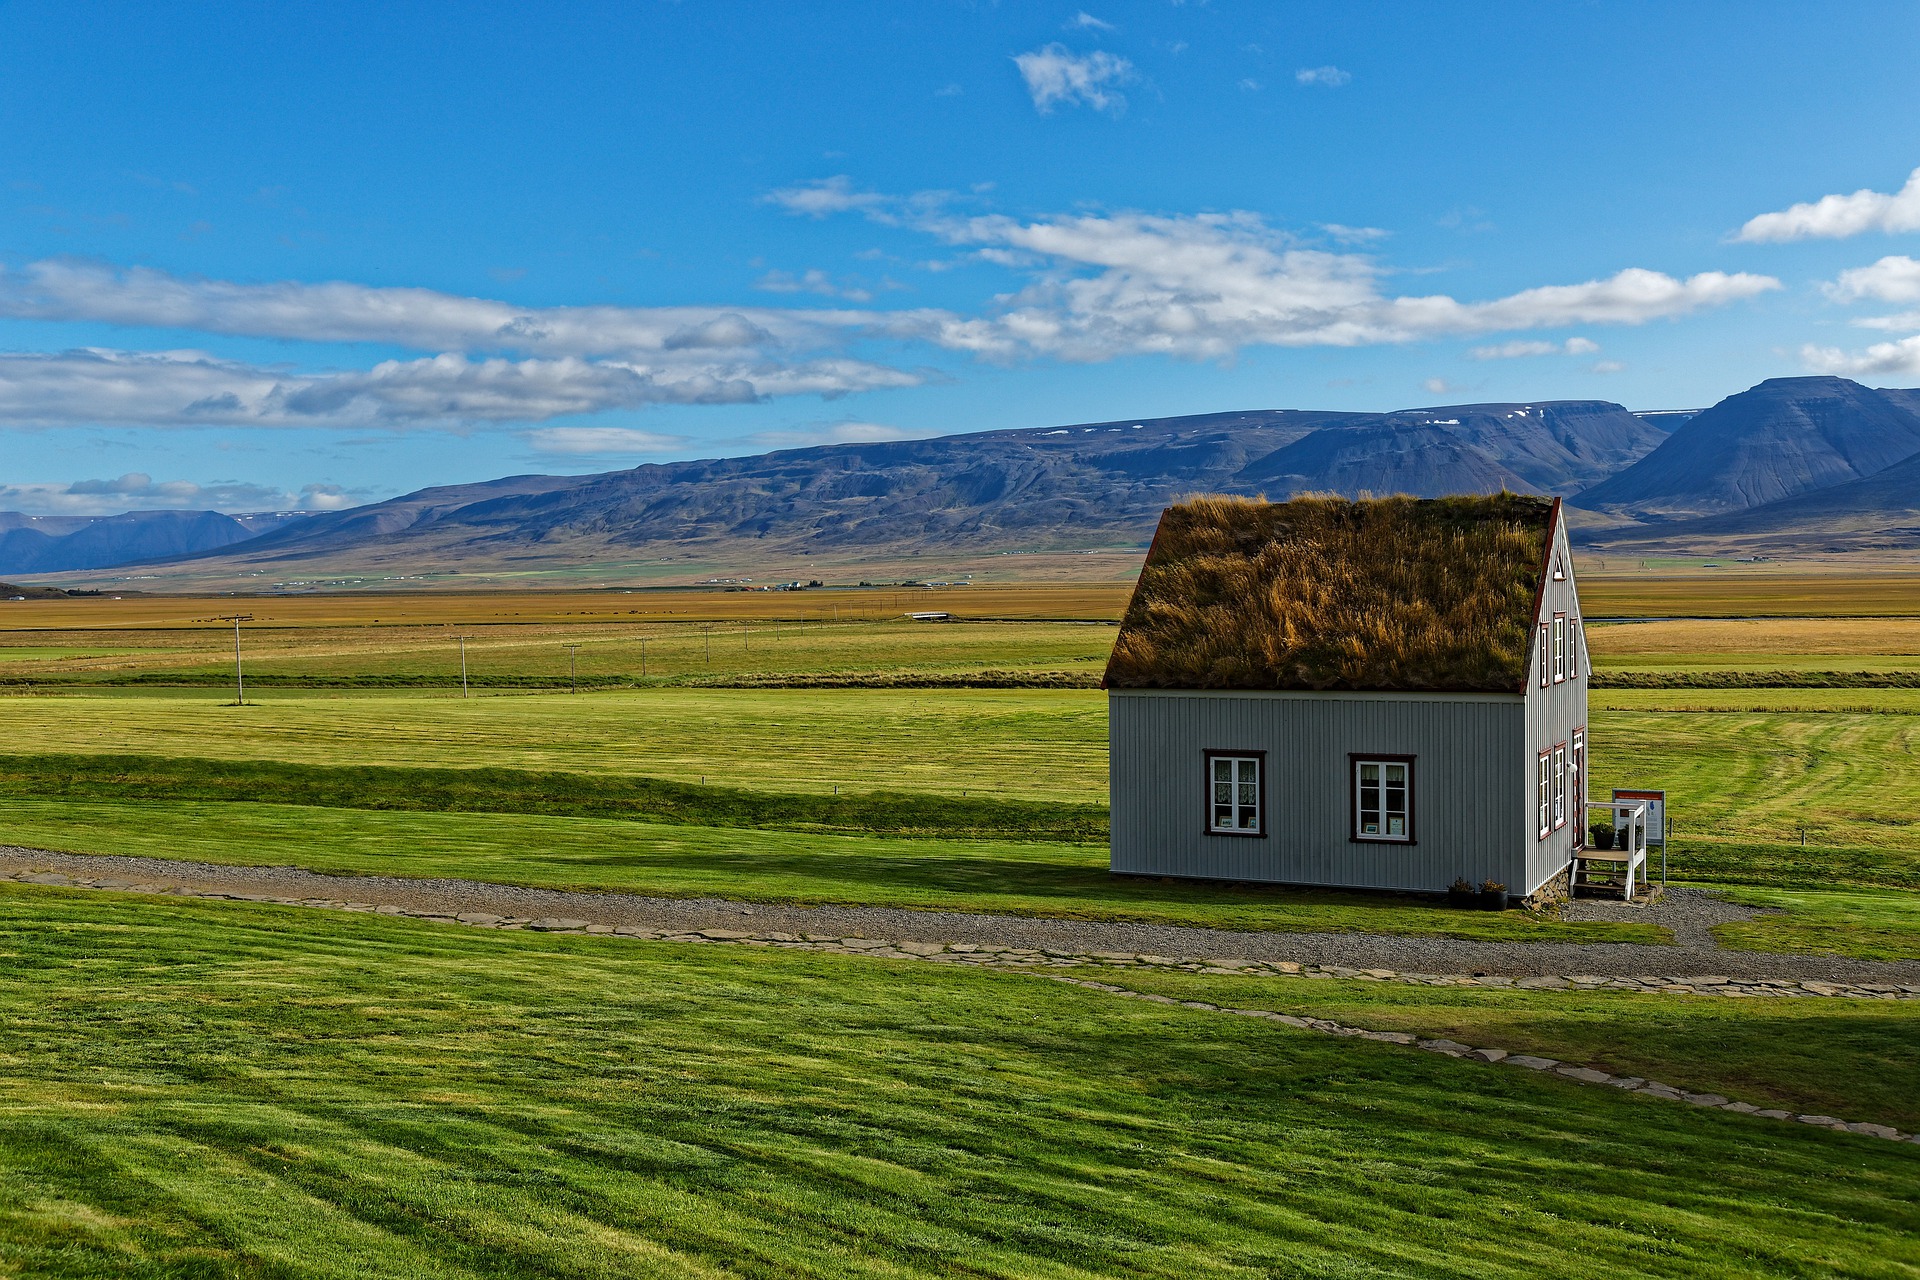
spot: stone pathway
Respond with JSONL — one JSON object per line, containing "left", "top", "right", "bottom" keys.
{"left": 1, "top": 851, "right": 1917, "bottom": 1147}
{"left": 4, "top": 847, "right": 1916, "bottom": 988}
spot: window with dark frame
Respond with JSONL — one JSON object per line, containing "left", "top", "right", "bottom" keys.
{"left": 1552, "top": 614, "right": 1567, "bottom": 682}
{"left": 1352, "top": 757, "right": 1413, "bottom": 842}
{"left": 1206, "top": 753, "right": 1263, "bottom": 835}
{"left": 1536, "top": 751, "right": 1551, "bottom": 839}
{"left": 1552, "top": 742, "right": 1567, "bottom": 828}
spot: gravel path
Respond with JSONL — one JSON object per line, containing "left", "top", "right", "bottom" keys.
{"left": 6, "top": 845, "right": 1917, "bottom": 985}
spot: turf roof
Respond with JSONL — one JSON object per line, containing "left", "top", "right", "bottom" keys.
{"left": 1104, "top": 493, "right": 1557, "bottom": 694}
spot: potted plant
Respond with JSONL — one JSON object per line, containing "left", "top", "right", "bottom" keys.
{"left": 1447, "top": 877, "right": 1476, "bottom": 909}
{"left": 1588, "top": 821, "right": 1615, "bottom": 850}
{"left": 1477, "top": 879, "right": 1508, "bottom": 911}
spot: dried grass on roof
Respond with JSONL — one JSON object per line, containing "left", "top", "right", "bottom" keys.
{"left": 1105, "top": 493, "right": 1554, "bottom": 693}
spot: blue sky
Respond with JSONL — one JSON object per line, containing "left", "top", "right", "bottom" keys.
{"left": 4, "top": 0, "right": 1920, "bottom": 515}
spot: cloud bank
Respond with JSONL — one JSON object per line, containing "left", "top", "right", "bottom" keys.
{"left": 0, "top": 473, "right": 355, "bottom": 516}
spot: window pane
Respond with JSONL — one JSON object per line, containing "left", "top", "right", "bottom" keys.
{"left": 1214, "top": 781, "right": 1232, "bottom": 805}
{"left": 1214, "top": 759, "right": 1231, "bottom": 783}
{"left": 1237, "top": 759, "right": 1257, "bottom": 784}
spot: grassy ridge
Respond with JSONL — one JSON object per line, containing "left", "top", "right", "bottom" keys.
{"left": 0, "top": 886, "right": 1909, "bottom": 1278}
{"left": 0, "top": 752, "right": 1108, "bottom": 841}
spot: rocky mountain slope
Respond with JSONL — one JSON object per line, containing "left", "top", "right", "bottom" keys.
{"left": 1576, "top": 377, "right": 1920, "bottom": 519}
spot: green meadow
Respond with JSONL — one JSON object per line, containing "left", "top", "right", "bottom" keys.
{"left": 0, "top": 887, "right": 1911, "bottom": 1280}
{"left": 1, "top": 606, "right": 1919, "bottom": 1275}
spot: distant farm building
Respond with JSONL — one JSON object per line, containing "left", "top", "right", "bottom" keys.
{"left": 1105, "top": 493, "right": 1593, "bottom": 905}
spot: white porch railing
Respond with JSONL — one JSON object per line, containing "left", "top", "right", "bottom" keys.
{"left": 1574, "top": 799, "right": 1653, "bottom": 901}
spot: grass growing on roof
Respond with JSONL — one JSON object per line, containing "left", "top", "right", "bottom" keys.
{"left": 0, "top": 884, "right": 1912, "bottom": 1278}
{"left": 1105, "top": 493, "right": 1553, "bottom": 692}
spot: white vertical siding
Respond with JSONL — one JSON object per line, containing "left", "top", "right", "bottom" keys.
{"left": 1110, "top": 689, "right": 1526, "bottom": 894}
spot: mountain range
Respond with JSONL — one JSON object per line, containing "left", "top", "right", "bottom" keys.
{"left": 0, "top": 510, "right": 304, "bottom": 577}
{"left": 8, "top": 375, "right": 1919, "bottom": 585}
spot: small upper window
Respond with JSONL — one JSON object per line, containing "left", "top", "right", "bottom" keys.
{"left": 1207, "top": 753, "right": 1262, "bottom": 835}
{"left": 1553, "top": 553, "right": 1567, "bottom": 582}
{"left": 1354, "top": 757, "right": 1413, "bottom": 842}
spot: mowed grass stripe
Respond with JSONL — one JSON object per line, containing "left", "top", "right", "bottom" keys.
{"left": 0, "top": 753, "right": 1107, "bottom": 841}
{"left": 0, "top": 687, "right": 1112, "bottom": 801}
{"left": 0, "top": 887, "right": 1912, "bottom": 1278}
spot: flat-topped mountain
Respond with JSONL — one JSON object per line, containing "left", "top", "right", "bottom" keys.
{"left": 146, "top": 400, "right": 1665, "bottom": 578}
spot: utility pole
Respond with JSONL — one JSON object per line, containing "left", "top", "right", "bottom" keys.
{"left": 565, "top": 643, "right": 580, "bottom": 694}
{"left": 639, "top": 637, "right": 647, "bottom": 678}
{"left": 456, "top": 635, "right": 472, "bottom": 698}
{"left": 215, "top": 614, "right": 253, "bottom": 705}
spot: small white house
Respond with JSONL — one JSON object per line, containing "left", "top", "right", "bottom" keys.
{"left": 1104, "top": 493, "right": 1595, "bottom": 906}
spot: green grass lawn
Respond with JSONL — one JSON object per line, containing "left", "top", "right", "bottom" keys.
{"left": 0, "top": 619, "right": 1120, "bottom": 687}
{"left": 1078, "top": 966, "right": 1920, "bottom": 1131}
{"left": 0, "top": 797, "right": 1663, "bottom": 943}
{"left": 0, "top": 687, "right": 1110, "bottom": 801}
{"left": 0, "top": 885, "right": 1912, "bottom": 1279}
{"left": 1707, "top": 884, "right": 1920, "bottom": 962}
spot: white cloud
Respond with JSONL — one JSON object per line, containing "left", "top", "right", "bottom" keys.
{"left": 1824, "top": 255, "right": 1920, "bottom": 304}
{"left": 0, "top": 347, "right": 923, "bottom": 429}
{"left": 1321, "top": 223, "right": 1390, "bottom": 245}
{"left": 0, "top": 473, "right": 360, "bottom": 516}
{"left": 755, "top": 268, "right": 872, "bottom": 302}
{"left": 761, "top": 176, "right": 890, "bottom": 219}
{"left": 890, "top": 208, "right": 1779, "bottom": 361}
{"left": 1735, "top": 167, "right": 1920, "bottom": 242}
{"left": 1855, "top": 310, "right": 1920, "bottom": 332}
{"left": 1295, "top": 66, "right": 1351, "bottom": 87}
{"left": 1421, "top": 377, "right": 1454, "bottom": 395}
{"left": 1590, "top": 360, "right": 1626, "bottom": 374}
{"left": 1012, "top": 44, "right": 1133, "bottom": 115}
{"left": 1801, "top": 334, "right": 1920, "bottom": 377}
{"left": 749, "top": 420, "right": 932, "bottom": 449}
{"left": 522, "top": 427, "right": 688, "bottom": 455}
{"left": 1468, "top": 337, "right": 1600, "bottom": 359}
{"left": 1066, "top": 12, "right": 1113, "bottom": 31}
{"left": 0, "top": 258, "right": 876, "bottom": 361}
